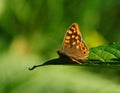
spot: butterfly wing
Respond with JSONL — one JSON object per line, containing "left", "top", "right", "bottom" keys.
{"left": 59, "top": 23, "right": 89, "bottom": 60}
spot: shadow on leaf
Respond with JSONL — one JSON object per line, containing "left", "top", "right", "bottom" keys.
{"left": 28, "top": 57, "right": 85, "bottom": 70}
{"left": 28, "top": 57, "right": 120, "bottom": 70}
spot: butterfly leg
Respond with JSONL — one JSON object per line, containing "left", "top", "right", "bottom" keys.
{"left": 71, "top": 58, "right": 88, "bottom": 64}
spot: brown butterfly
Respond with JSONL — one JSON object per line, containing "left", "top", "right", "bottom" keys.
{"left": 57, "top": 23, "right": 89, "bottom": 64}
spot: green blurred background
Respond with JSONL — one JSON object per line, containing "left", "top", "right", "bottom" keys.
{"left": 0, "top": 0, "right": 120, "bottom": 93}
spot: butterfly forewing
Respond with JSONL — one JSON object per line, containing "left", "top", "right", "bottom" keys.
{"left": 62, "top": 23, "right": 81, "bottom": 49}
{"left": 58, "top": 23, "right": 89, "bottom": 62}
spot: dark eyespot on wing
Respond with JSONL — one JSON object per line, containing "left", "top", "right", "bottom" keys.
{"left": 83, "top": 51, "right": 86, "bottom": 54}
{"left": 82, "top": 47, "right": 85, "bottom": 50}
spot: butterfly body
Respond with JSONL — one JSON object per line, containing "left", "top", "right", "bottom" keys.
{"left": 57, "top": 23, "right": 89, "bottom": 64}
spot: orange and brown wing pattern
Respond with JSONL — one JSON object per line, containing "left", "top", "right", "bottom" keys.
{"left": 58, "top": 23, "right": 89, "bottom": 62}
{"left": 62, "top": 23, "right": 82, "bottom": 49}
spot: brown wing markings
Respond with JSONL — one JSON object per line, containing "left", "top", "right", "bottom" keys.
{"left": 58, "top": 23, "right": 89, "bottom": 62}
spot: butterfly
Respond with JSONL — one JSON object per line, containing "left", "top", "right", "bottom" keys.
{"left": 57, "top": 23, "right": 89, "bottom": 64}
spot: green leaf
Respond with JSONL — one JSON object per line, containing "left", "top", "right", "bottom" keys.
{"left": 87, "top": 42, "right": 120, "bottom": 63}
{"left": 29, "top": 42, "right": 120, "bottom": 70}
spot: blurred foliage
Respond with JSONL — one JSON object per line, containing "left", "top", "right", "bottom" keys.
{"left": 0, "top": 0, "right": 120, "bottom": 93}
